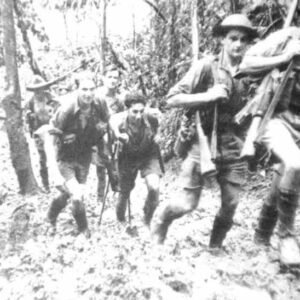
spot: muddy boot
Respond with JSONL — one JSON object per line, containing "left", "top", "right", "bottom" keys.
{"left": 47, "top": 192, "right": 69, "bottom": 229}
{"left": 143, "top": 190, "right": 159, "bottom": 227}
{"left": 72, "top": 199, "right": 90, "bottom": 238}
{"left": 151, "top": 205, "right": 186, "bottom": 244}
{"left": 116, "top": 194, "right": 128, "bottom": 222}
{"left": 209, "top": 215, "right": 233, "bottom": 249}
{"left": 277, "top": 190, "right": 300, "bottom": 267}
{"left": 254, "top": 203, "right": 278, "bottom": 246}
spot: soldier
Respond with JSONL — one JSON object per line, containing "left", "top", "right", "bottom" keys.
{"left": 47, "top": 74, "right": 109, "bottom": 237}
{"left": 240, "top": 27, "right": 300, "bottom": 266}
{"left": 110, "top": 93, "right": 162, "bottom": 226}
{"left": 93, "top": 65, "right": 124, "bottom": 202}
{"left": 25, "top": 75, "right": 58, "bottom": 192}
{"left": 151, "top": 14, "right": 257, "bottom": 248}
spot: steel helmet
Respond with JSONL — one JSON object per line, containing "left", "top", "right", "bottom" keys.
{"left": 213, "top": 14, "right": 258, "bottom": 39}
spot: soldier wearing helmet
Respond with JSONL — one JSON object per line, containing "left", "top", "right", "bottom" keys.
{"left": 25, "top": 75, "right": 58, "bottom": 192}
{"left": 151, "top": 14, "right": 258, "bottom": 249}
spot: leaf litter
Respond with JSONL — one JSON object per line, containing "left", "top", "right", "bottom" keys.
{"left": 0, "top": 131, "right": 300, "bottom": 299}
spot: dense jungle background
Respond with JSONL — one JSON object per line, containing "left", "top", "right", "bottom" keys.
{"left": 1, "top": 0, "right": 300, "bottom": 299}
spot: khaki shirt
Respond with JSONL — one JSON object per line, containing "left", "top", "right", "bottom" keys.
{"left": 167, "top": 53, "right": 251, "bottom": 162}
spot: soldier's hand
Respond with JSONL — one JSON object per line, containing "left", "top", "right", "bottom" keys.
{"left": 63, "top": 133, "right": 76, "bottom": 144}
{"left": 117, "top": 133, "right": 129, "bottom": 144}
{"left": 208, "top": 84, "right": 228, "bottom": 102}
{"left": 95, "top": 122, "right": 108, "bottom": 136}
{"left": 284, "top": 40, "right": 300, "bottom": 62}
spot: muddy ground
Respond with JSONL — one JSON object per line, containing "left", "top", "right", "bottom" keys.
{"left": 0, "top": 129, "right": 300, "bottom": 300}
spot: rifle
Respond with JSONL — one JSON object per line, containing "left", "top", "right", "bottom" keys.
{"left": 26, "top": 58, "right": 95, "bottom": 91}
{"left": 238, "top": 0, "right": 298, "bottom": 158}
{"left": 256, "top": 58, "right": 296, "bottom": 141}
{"left": 195, "top": 110, "right": 216, "bottom": 176}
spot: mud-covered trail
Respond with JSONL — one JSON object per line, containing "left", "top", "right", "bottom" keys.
{"left": 0, "top": 129, "right": 300, "bottom": 300}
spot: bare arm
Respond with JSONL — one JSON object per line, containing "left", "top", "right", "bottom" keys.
{"left": 166, "top": 84, "right": 228, "bottom": 108}
{"left": 109, "top": 112, "right": 129, "bottom": 143}
{"left": 166, "top": 58, "right": 228, "bottom": 108}
{"left": 240, "top": 39, "right": 300, "bottom": 74}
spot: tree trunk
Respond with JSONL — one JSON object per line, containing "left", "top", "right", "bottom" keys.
{"left": 167, "top": 0, "right": 178, "bottom": 87}
{"left": 13, "top": 0, "right": 46, "bottom": 79}
{"left": 191, "top": 0, "right": 199, "bottom": 63}
{"left": 1, "top": 0, "right": 39, "bottom": 195}
{"left": 99, "top": 0, "right": 107, "bottom": 74}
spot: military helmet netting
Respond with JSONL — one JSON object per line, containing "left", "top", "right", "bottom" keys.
{"left": 124, "top": 93, "right": 147, "bottom": 108}
{"left": 213, "top": 14, "right": 258, "bottom": 39}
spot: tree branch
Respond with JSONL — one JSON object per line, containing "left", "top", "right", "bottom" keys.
{"left": 13, "top": 0, "right": 46, "bottom": 79}
{"left": 142, "top": 0, "right": 191, "bottom": 43}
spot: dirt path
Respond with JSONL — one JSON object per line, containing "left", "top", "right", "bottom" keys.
{"left": 0, "top": 130, "right": 299, "bottom": 300}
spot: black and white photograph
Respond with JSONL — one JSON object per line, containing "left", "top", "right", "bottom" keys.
{"left": 0, "top": 0, "right": 300, "bottom": 299}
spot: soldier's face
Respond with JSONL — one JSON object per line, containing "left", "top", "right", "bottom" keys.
{"left": 78, "top": 79, "right": 95, "bottom": 106}
{"left": 222, "top": 29, "right": 249, "bottom": 61}
{"left": 128, "top": 103, "right": 145, "bottom": 125}
{"left": 103, "top": 70, "right": 120, "bottom": 90}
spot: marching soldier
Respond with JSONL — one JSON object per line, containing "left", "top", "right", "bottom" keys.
{"left": 240, "top": 27, "right": 300, "bottom": 266}
{"left": 93, "top": 65, "right": 124, "bottom": 202}
{"left": 47, "top": 74, "right": 109, "bottom": 237}
{"left": 25, "top": 75, "right": 58, "bottom": 192}
{"left": 110, "top": 93, "right": 162, "bottom": 226}
{"left": 151, "top": 14, "right": 257, "bottom": 248}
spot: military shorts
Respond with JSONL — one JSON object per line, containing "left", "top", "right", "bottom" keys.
{"left": 58, "top": 160, "right": 90, "bottom": 184}
{"left": 118, "top": 155, "right": 162, "bottom": 193}
{"left": 180, "top": 149, "right": 247, "bottom": 190}
{"left": 258, "top": 111, "right": 300, "bottom": 152}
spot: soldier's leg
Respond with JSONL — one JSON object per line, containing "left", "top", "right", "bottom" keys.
{"left": 35, "top": 136, "right": 50, "bottom": 191}
{"left": 39, "top": 148, "right": 50, "bottom": 191}
{"left": 151, "top": 156, "right": 202, "bottom": 244}
{"left": 260, "top": 119, "right": 300, "bottom": 265}
{"left": 209, "top": 161, "right": 246, "bottom": 249}
{"left": 142, "top": 156, "right": 163, "bottom": 226}
{"left": 254, "top": 168, "right": 280, "bottom": 246}
{"left": 96, "top": 165, "right": 106, "bottom": 202}
{"left": 47, "top": 160, "right": 73, "bottom": 233}
{"left": 143, "top": 173, "right": 160, "bottom": 226}
{"left": 117, "top": 190, "right": 130, "bottom": 222}
{"left": 116, "top": 161, "right": 137, "bottom": 222}
{"left": 47, "top": 190, "right": 69, "bottom": 227}
{"left": 70, "top": 162, "right": 91, "bottom": 237}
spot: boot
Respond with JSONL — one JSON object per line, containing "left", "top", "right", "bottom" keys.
{"left": 277, "top": 190, "right": 300, "bottom": 266}
{"left": 116, "top": 194, "right": 128, "bottom": 222}
{"left": 143, "top": 190, "right": 159, "bottom": 227}
{"left": 277, "top": 190, "right": 298, "bottom": 237}
{"left": 72, "top": 199, "right": 90, "bottom": 238}
{"left": 209, "top": 215, "right": 233, "bottom": 249}
{"left": 254, "top": 203, "right": 278, "bottom": 246}
{"left": 47, "top": 192, "right": 69, "bottom": 226}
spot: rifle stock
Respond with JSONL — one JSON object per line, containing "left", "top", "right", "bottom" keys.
{"left": 210, "top": 104, "right": 218, "bottom": 161}
{"left": 195, "top": 111, "right": 216, "bottom": 175}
